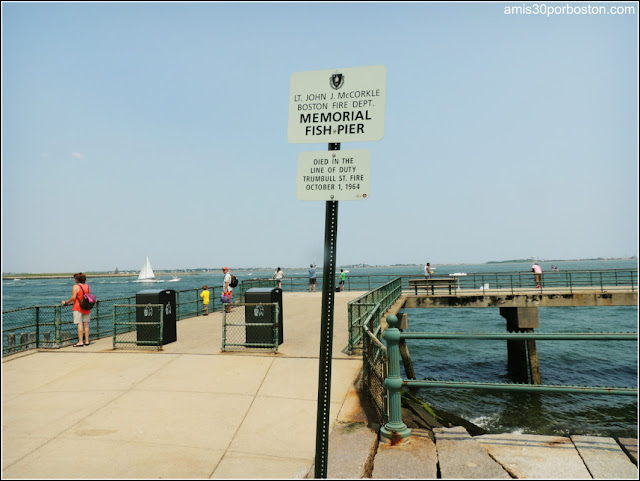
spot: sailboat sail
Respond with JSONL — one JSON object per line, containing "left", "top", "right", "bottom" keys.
{"left": 137, "top": 256, "right": 155, "bottom": 281}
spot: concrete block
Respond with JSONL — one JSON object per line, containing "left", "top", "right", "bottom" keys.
{"left": 397, "top": 312, "right": 408, "bottom": 330}
{"left": 434, "top": 426, "right": 510, "bottom": 478}
{"left": 617, "top": 437, "right": 638, "bottom": 466}
{"left": 372, "top": 428, "right": 437, "bottom": 479}
{"left": 571, "top": 435, "right": 638, "bottom": 479}
{"left": 500, "top": 307, "right": 539, "bottom": 329}
{"left": 323, "top": 422, "right": 379, "bottom": 479}
{"left": 476, "top": 433, "right": 591, "bottom": 478}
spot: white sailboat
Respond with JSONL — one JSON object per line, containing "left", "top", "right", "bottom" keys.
{"left": 136, "top": 256, "right": 162, "bottom": 283}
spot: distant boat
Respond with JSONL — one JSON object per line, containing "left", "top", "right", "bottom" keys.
{"left": 167, "top": 276, "right": 181, "bottom": 282}
{"left": 135, "top": 256, "right": 162, "bottom": 283}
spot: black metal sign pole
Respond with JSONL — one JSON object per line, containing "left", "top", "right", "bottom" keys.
{"left": 314, "top": 142, "right": 340, "bottom": 479}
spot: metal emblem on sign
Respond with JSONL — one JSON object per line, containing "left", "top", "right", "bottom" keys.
{"left": 165, "top": 302, "right": 171, "bottom": 315}
{"left": 330, "top": 73, "right": 344, "bottom": 90}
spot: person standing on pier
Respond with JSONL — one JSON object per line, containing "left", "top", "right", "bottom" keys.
{"left": 339, "top": 269, "right": 346, "bottom": 291}
{"left": 61, "top": 272, "right": 91, "bottom": 347}
{"left": 425, "top": 262, "right": 432, "bottom": 279}
{"left": 532, "top": 262, "right": 542, "bottom": 288}
{"left": 272, "top": 267, "right": 285, "bottom": 289}
{"left": 200, "top": 285, "right": 210, "bottom": 316}
{"left": 309, "top": 264, "right": 317, "bottom": 292}
{"left": 222, "top": 267, "right": 233, "bottom": 313}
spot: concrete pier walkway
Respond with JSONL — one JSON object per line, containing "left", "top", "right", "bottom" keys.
{"left": 2, "top": 291, "right": 638, "bottom": 478}
{"left": 2, "top": 292, "right": 366, "bottom": 478}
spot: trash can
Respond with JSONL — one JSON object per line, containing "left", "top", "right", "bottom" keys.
{"left": 245, "top": 288, "right": 283, "bottom": 346}
{"left": 136, "top": 289, "right": 177, "bottom": 346}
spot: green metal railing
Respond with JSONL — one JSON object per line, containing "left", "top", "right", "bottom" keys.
{"left": 380, "top": 314, "right": 639, "bottom": 443}
{"left": 347, "top": 277, "right": 402, "bottom": 355}
{"left": 2, "top": 269, "right": 636, "bottom": 356}
{"left": 406, "top": 268, "right": 637, "bottom": 294}
{"left": 2, "top": 279, "right": 277, "bottom": 356}
{"left": 347, "top": 277, "right": 403, "bottom": 424}
{"left": 256, "top": 274, "right": 401, "bottom": 293}
{"left": 250, "top": 268, "right": 637, "bottom": 294}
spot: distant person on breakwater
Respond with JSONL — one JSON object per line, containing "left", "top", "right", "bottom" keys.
{"left": 425, "top": 262, "right": 432, "bottom": 279}
{"left": 309, "top": 264, "right": 317, "bottom": 292}
{"left": 200, "top": 285, "right": 210, "bottom": 315}
{"left": 61, "top": 272, "right": 91, "bottom": 347}
{"left": 532, "top": 262, "right": 542, "bottom": 288}
{"left": 272, "top": 267, "right": 285, "bottom": 289}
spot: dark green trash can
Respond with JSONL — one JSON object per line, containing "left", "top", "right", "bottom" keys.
{"left": 136, "top": 289, "right": 177, "bottom": 346}
{"left": 244, "top": 288, "right": 283, "bottom": 346}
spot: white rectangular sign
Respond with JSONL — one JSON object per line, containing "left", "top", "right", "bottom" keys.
{"left": 288, "top": 65, "right": 386, "bottom": 144}
{"left": 297, "top": 150, "right": 370, "bottom": 201}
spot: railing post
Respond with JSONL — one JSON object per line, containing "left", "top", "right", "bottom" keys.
{"left": 55, "top": 305, "right": 61, "bottom": 348}
{"left": 158, "top": 306, "right": 164, "bottom": 351}
{"left": 380, "top": 314, "right": 411, "bottom": 444}
{"left": 35, "top": 307, "right": 40, "bottom": 348}
{"left": 96, "top": 301, "right": 100, "bottom": 339}
{"left": 273, "top": 303, "right": 279, "bottom": 353}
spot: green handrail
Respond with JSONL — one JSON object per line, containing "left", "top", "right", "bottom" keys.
{"left": 380, "top": 315, "right": 639, "bottom": 443}
{"left": 404, "top": 380, "right": 637, "bottom": 396}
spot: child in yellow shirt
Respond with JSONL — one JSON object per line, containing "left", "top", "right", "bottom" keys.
{"left": 200, "top": 285, "right": 210, "bottom": 315}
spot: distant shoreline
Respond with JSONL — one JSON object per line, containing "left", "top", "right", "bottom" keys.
{"left": 2, "top": 272, "right": 195, "bottom": 280}
{"left": 3, "top": 258, "right": 635, "bottom": 280}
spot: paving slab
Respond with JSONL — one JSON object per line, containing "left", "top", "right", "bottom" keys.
{"left": 211, "top": 452, "right": 311, "bottom": 479}
{"left": 572, "top": 435, "right": 639, "bottom": 479}
{"left": 257, "top": 357, "right": 362, "bottom": 403}
{"left": 64, "top": 390, "right": 255, "bottom": 450}
{"left": 336, "top": 372, "right": 369, "bottom": 425}
{"left": 372, "top": 428, "right": 437, "bottom": 479}
{"left": 433, "top": 426, "right": 510, "bottom": 479}
{"left": 476, "top": 433, "right": 592, "bottom": 478}
{"left": 2, "top": 438, "right": 224, "bottom": 479}
{"left": 617, "top": 438, "right": 638, "bottom": 466}
{"left": 307, "top": 422, "right": 379, "bottom": 479}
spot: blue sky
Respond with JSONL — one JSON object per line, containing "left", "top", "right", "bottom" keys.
{"left": 1, "top": 1, "right": 638, "bottom": 273}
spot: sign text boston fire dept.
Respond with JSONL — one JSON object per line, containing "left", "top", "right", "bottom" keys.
{"left": 288, "top": 65, "right": 386, "bottom": 143}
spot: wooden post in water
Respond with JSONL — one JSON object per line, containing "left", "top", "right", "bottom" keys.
{"left": 396, "top": 313, "right": 416, "bottom": 380}
{"left": 527, "top": 339, "right": 542, "bottom": 384}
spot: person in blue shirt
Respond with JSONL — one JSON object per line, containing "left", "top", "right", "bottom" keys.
{"left": 309, "top": 264, "right": 317, "bottom": 292}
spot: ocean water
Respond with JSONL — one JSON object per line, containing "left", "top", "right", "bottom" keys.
{"left": 401, "top": 304, "right": 637, "bottom": 438}
{"left": 2, "top": 259, "right": 637, "bottom": 437}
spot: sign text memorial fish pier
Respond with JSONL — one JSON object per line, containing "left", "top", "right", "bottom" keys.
{"left": 288, "top": 65, "right": 387, "bottom": 143}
